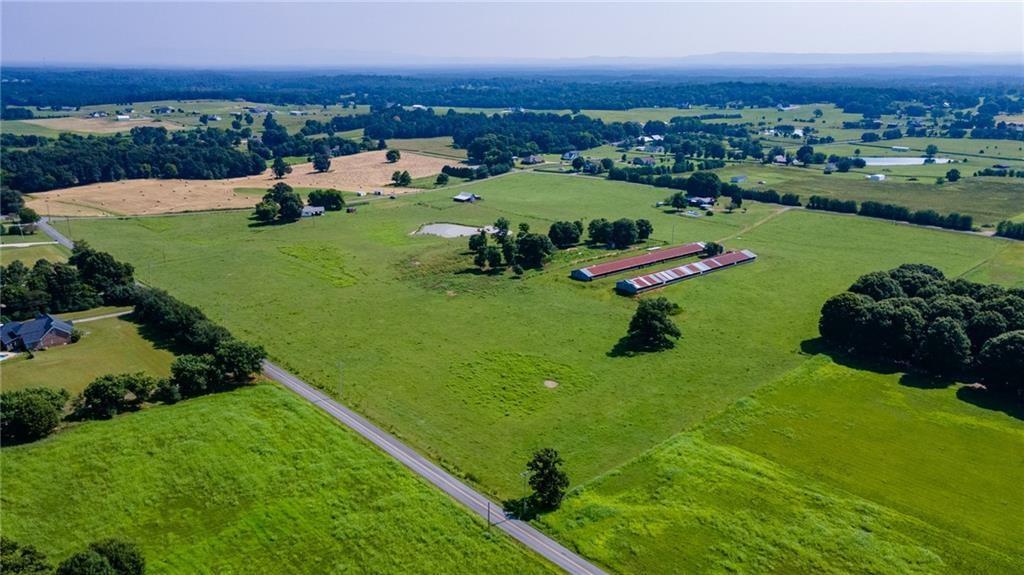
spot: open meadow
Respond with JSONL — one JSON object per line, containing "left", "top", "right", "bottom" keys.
{"left": 0, "top": 241, "right": 69, "bottom": 265}
{"left": 0, "top": 384, "right": 556, "bottom": 574}
{"left": 62, "top": 169, "right": 1024, "bottom": 572}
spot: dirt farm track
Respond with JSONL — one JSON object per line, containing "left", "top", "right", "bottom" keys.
{"left": 25, "top": 151, "right": 452, "bottom": 216}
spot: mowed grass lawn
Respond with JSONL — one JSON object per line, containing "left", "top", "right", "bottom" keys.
{"left": 69, "top": 172, "right": 1024, "bottom": 572}
{"left": 0, "top": 242, "right": 69, "bottom": 265}
{"left": 1, "top": 316, "right": 175, "bottom": 395}
{"left": 0, "top": 384, "right": 556, "bottom": 574}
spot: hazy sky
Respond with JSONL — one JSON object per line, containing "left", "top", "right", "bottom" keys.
{"left": 2, "top": 1, "right": 1022, "bottom": 68}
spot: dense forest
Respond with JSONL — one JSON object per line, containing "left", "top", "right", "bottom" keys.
{"left": 3, "top": 127, "right": 266, "bottom": 192}
{"left": 3, "top": 68, "right": 1020, "bottom": 118}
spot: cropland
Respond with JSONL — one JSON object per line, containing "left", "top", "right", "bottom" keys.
{"left": 59, "top": 169, "right": 1024, "bottom": 573}
{"left": 24, "top": 150, "right": 451, "bottom": 216}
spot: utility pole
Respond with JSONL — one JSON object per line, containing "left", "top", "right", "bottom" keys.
{"left": 520, "top": 470, "right": 529, "bottom": 520}
{"left": 337, "top": 361, "right": 344, "bottom": 399}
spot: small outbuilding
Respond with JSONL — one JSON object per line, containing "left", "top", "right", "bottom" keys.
{"left": 301, "top": 206, "right": 325, "bottom": 217}
{"left": 453, "top": 192, "right": 481, "bottom": 203}
{"left": 561, "top": 151, "right": 581, "bottom": 161}
{"left": 867, "top": 174, "right": 886, "bottom": 181}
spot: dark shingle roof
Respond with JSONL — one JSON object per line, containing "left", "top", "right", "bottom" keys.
{"left": 0, "top": 313, "right": 73, "bottom": 350}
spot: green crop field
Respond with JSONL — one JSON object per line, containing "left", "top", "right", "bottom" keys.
{"left": 1, "top": 315, "right": 175, "bottom": 395}
{"left": 62, "top": 171, "right": 1024, "bottom": 573}
{"left": 0, "top": 384, "right": 555, "bottom": 574}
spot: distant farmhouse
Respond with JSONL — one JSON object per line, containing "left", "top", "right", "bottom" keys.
{"left": 453, "top": 192, "right": 482, "bottom": 203}
{"left": 301, "top": 206, "right": 325, "bottom": 217}
{"left": 1, "top": 314, "right": 74, "bottom": 352}
{"left": 150, "top": 106, "right": 175, "bottom": 115}
{"left": 521, "top": 155, "right": 544, "bottom": 165}
{"left": 561, "top": 151, "right": 580, "bottom": 161}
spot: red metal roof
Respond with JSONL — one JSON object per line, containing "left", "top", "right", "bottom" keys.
{"left": 575, "top": 242, "right": 705, "bottom": 279}
{"left": 617, "top": 249, "right": 757, "bottom": 293}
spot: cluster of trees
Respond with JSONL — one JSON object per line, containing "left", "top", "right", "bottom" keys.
{"left": 974, "top": 168, "right": 1024, "bottom": 178}
{"left": 1, "top": 283, "right": 265, "bottom": 444}
{"left": 441, "top": 164, "right": 506, "bottom": 181}
{"left": 995, "top": 220, "right": 1024, "bottom": 240}
{"left": 807, "top": 195, "right": 858, "bottom": 213}
{"left": 727, "top": 186, "right": 800, "bottom": 207}
{"left": 1, "top": 241, "right": 135, "bottom": 320}
{"left": 391, "top": 170, "right": 412, "bottom": 186}
{"left": 467, "top": 218, "right": 555, "bottom": 273}
{"left": 586, "top": 217, "right": 653, "bottom": 248}
{"left": 306, "top": 188, "right": 345, "bottom": 211}
{"left": 610, "top": 169, "right": 724, "bottom": 197}
{"left": 254, "top": 182, "right": 304, "bottom": 223}
{"left": 2, "top": 127, "right": 267, "bottom": 193}
{"left": 806, "top": 196, "right": 973, "bottom": 231}
{"left": 819, "top": 264, "right": 1023, "bottom": 397}
{"left": 625, "top": 297, "right": 682, "bottom": 351}
{"left": 2, "top": 536, "right": 146, "bottom": 575}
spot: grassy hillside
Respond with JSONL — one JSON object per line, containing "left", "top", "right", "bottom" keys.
{"left": 0, "top": 384, "right": 555, "bottom": 574}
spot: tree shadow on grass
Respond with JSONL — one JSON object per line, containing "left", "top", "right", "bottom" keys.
{"left": 799, "top": 338, "right": 904, "bottom": 376}
{"left": 130, "top": 316, "right": 196, "bottom": 356}
{"left": 607, "top": 335, "right": 673, "bottom": 358}
{"left": 956, "top": 386, "right": 1024, "bottom": 421}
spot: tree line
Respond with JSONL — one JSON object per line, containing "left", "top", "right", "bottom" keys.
{"left": 818, "top": 264, "right": 1023, "bottom": 400}
{"left": 5, "top": 68, "right": 1006, "bottom": 117}
{"left": 807, "top": 196, "right": 973, "bottom": 231}
{"left": 2, "top": 127, "right": 267, "bottom": 193}
{"left": 995, "top": 220, "right": 1024, "bottom": 240}
{"left": 1, "top": 241, "right": 135, "bottom": 320}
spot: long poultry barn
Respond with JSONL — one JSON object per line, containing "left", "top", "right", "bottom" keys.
{"left": 615, "top": 249, "right": 758, "bottom": 294}
{"left": 571, "top": 242, "right": 705, "bottom": 281}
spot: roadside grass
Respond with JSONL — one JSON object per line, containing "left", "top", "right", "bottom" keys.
{"left": 0, "top": 316, "right": 175, "bottom": 395}
{"left": 0, "top": 242, "right": 69, "bottom": 265}
{"left": 0, "top": 384, "right": 556, "bottom": 575}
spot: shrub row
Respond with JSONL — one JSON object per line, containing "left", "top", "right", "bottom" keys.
{"left": 995, "top": 220, "right": 1024, "bottom": 240}
{"left": 806, "top": 196, "right": 973, "bottom": 231}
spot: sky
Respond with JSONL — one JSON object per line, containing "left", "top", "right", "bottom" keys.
{"left": 2, "top": 1, "right": 1022, "bottom": 68}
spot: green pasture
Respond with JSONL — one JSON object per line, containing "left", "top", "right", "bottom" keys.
{"left": 389, "top": 136, "right": 467, "bottom": 160}
{"left": 0, "top": 384, "right": 555, "bottom": 574}
{"left": 711, "top": 163, "right": 1024, "bottom": 225}
{"left": 59, "top": 170, "right": 1024, "bottom": 573}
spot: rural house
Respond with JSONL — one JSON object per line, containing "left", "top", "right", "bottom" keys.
{"left": 301, "top": 206, "right": 325, "bottom": 217}
{"left": 453, "top": 192, "right": 482, "bottom": 203}
{"left": 561, "top": 151, "right": 580, "bottom": 161}
{"left": 521, "top": 155, "right": 544, "bottom": 165}
{"left": 1, "top": 313, "right": 75, "bottom": 352}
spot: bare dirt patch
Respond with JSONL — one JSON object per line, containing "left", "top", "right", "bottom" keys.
{"left": 26, "top": 151, "right": 452, "bottom": 216}
{"left": 543, "top": 380, "right": 559, "bottom": 389}
{"left": 20, "top": 117, "right": 186, "bottom": 134}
